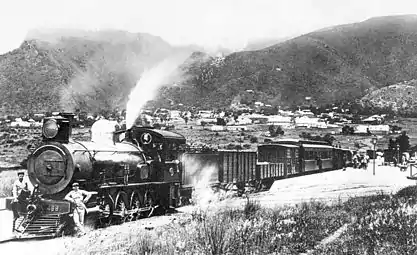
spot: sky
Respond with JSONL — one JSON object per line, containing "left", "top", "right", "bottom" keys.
{"left": 1, "top": 0, "right": 417, "bottom": 54}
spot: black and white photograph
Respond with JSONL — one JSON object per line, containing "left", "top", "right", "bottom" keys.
{"left": 2, "top": 0, "right": 417, "bottom": 254}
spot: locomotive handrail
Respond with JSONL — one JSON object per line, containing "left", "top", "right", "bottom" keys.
{"left": 125, "top": 138, "right": 141, "bottom": 150}
{"left": 72, "top": 140, "right": 95, "bottom": 162}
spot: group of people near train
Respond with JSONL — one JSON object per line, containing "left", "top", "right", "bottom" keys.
{"left": 352, "top": 152, "right": 370, "bottom": 169}
{"left": 351, "top": 150, "right": 415, "bottom": 171}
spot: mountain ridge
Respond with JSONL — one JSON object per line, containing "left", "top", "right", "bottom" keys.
{"left": 2, "top": 15, "right": 417, "bottom": 115}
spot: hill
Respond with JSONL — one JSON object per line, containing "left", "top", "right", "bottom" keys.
{"left": 0, "top": 30, "right": 186, "bottom": 115}
{"left": 360, "top": 79, "right": 417, "bottom": 116}
{"left": 162, "top": 14, "right": 417, "bottom": 109}
{"left": 3, "top": 15, "right": 417, "bottom": 114}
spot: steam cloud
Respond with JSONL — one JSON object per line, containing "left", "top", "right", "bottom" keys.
{"left": 125, "top": 52, "right": 191, "bottom": 129}
{"left": 182, "top": 155, "right": 223, "bottom": 208}
{"left": 59, "top": 39, "right": 145, "bottom": 114}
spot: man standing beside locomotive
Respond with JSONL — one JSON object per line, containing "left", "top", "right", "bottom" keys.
{"left": 64, "top": 183, "right": 92, "bottom": 236}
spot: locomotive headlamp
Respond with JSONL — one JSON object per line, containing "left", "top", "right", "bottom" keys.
{"left": 43, "top": 119, "right": 59, "bottom": 139}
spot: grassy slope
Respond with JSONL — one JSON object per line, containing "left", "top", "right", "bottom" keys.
{"left": 361, "top": 80, "right": 417, "bottom": 115}
{"left": 63, "top": 186, "right": 417, "bottom": 255}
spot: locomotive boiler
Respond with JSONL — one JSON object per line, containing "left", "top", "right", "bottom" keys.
{"left": 11, "top": 113, "right": 186, "bottom": 237}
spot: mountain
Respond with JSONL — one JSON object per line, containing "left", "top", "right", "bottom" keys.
{"left": 243, "top": 37, "right": 293, "bottom": 51}
{"left": 3, "top": 15, "right": 417, "bottom": 115}
{"left": 0, "top": 29, "right": 184, "bottom": 115}
{"left": 162, "top": 14, "right": 417, "bottom": 109}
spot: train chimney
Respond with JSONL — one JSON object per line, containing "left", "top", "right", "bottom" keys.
{"left": 60, "top": 112, "right": 75, "bottom": 124}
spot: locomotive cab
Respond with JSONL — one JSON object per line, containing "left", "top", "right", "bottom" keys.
{"left": 126, "top": 126, "right": 186, "bottom": 183}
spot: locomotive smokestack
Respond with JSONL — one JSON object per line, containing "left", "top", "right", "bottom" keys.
{"left": 60, "top": 112, "right": 75, "bottom": 124}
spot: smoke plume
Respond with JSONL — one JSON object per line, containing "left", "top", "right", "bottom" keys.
{"left": 182, "top": 155, "right": 223, "bottom": 208}
{"left": 125, "top": 52, "right": 191, "bottom": 129}
{"left": 59, "top": 38, "right": 146, "bottom": 113}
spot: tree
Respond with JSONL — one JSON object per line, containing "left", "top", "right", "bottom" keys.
{"left": 269, "top": 125, "right": 284, "bottom": 137}
{"left": 342, "top": 125, "right": 354, "bottom": 135}
{"left": 275, "top": 125, "right": 285, "bottom": 136}
{"left": 323, "top": 133, "right": 336, "bottom": 145}
{"left": 269, "top": 125, "right": 278, "bottom": 137}
{"left": 396, "top": 131, "right": 410, "bottom": 154}
{"left": 388, "top": 138, "right": 397, "bottom": 151}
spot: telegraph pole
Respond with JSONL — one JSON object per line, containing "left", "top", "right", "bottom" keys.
{"left": 372, "top": 136, "right": 377, "bottom": 176}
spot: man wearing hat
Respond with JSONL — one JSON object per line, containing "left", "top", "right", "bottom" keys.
{"left": 64, "top": 182, "right": 92, "bottom": 236}
{"left": 11, "top": 171, "right": 31, "bottom": 231}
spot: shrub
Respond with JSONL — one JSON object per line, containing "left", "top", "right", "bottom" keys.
{"left": 269, "top": 125, "right": 284, "bottom": 137}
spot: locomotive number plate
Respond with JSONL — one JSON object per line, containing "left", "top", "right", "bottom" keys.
{"left": 46, "top": 205, "right": 61, "bottom": 212}
{"left": 43, "top": 200, "right": 70, "bottom": 214}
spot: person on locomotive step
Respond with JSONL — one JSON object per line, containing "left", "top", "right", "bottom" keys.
{"left": 64, "top": 183, "right": 92, "bottom": 236}
{"left": 11, "top": 171, "right": 32, "bottom": 231}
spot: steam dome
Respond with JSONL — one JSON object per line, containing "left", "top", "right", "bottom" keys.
{"left": 91, "top": 119, "right": 120, "bottom": 144}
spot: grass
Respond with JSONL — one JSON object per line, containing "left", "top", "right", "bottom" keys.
{"left": 313, "top": 186, "right": 417, "bottom": 255}
{"left": 62, "top": 186, "right": 417, "bottom": 255}
{"left": 64, "top": 198, "right": 350, "bottom": 255}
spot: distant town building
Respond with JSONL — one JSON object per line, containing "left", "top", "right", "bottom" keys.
{"left": 354, "top": 125, "right": 390, "bottom": 135}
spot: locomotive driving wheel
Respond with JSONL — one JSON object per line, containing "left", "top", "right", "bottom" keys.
{"left": 143, "top": 191, "right": 155, "bottom": 218}
{"left": 115, "top": 192, "right": 129, "bottom": 223}
{"left": 129, "top": 191, "right": 143, "bottom": 221}
{"left": 98, "top": 195, "right": 114, "bottom": 227}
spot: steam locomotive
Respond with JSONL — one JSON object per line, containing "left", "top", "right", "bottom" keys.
{"left": 5, "top": 113, "right": 353, "bottom": 238}
{"left": 9, "top": 113, "right": 187, "bottom": 237}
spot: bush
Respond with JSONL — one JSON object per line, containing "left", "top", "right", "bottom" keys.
{"left": 269, "top": 125, "right": 284, "bottom": 137}
{"left": 342, "top": 125, "right": 354, "bottom": 135}
{"left": 250, "top": 136, "right": 258, "bottom": 143}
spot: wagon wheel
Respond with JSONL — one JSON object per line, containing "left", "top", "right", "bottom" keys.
{"left": 98, "top": 195, "right": 114, "bottom": 227}
{"left": 115, "top": 192, "right": 129, "bottom": 223}
{"left": 129, "top": 191, "right": 143, "bottom": 220}
{"left": 143, "top": 191, "right": 155, "bottom": 218}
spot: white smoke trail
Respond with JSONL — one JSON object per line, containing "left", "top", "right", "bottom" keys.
{"left": 192, "top": 165, "right": 219, "bottom": 208}
{"left": 125, "top": 53, "right": 190, "bottom": 129}
{"left": 182, "top": 155, "right": 224, "bottom": 208}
